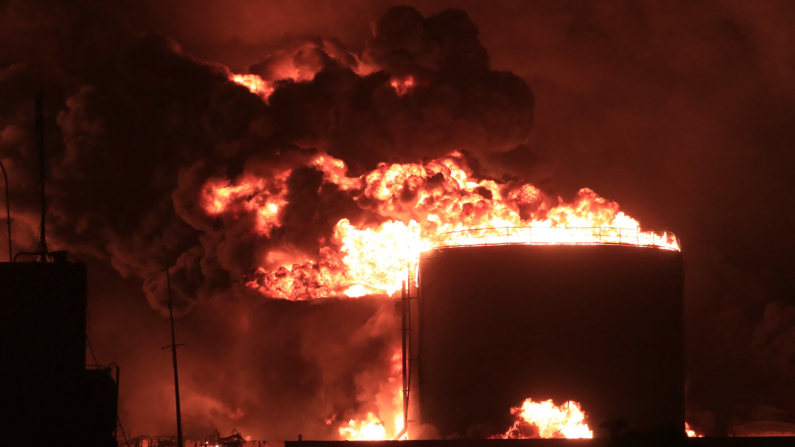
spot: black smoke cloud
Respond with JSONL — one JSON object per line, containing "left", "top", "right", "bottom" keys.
{"left": 2, "top": 0, "right": 795, "bottom": 439}
{"left": 0, "top": 1, "right": 534, "bottom": 439}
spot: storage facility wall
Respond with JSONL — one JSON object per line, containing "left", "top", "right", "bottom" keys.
{"left": 0, "top": 262, "right": 88, "bottom": 441}
{"left": 417, "top": 245, "right": 684, "bottom": 438}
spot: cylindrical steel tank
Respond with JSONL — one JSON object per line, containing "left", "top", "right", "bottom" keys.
{"left": 415, "top": 243, "right": 684, "bottom": 438}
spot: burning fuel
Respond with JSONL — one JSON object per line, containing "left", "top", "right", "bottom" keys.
{"left": 339, "top": 394, "right": 593, "bottom": 440}
{"left": 686, "top": 422, "right": 703, "bottom": 438}
{"left": 203, "top": 149, "right": 678, "bottom": 301}
{"left": 494, "top": 399, "right": 593, "bottom": 439}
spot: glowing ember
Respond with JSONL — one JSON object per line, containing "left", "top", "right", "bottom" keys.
{"left": 201, "top": 152, "right": 679, "bottom": 300}
{"left": 497, "top": 398, "right": 593, "bottom": 439}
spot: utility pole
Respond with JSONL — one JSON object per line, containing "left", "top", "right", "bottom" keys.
{"left": 163, "top": 269, "right": 184, "bottom": 447}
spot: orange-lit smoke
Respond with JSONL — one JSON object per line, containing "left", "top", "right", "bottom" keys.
{"left": 335, "top": 350, "right": 406, "bottom": 440}
{"left": 230, "top": 39, "right": 376, "bottom": 102}
{"left": 496, "top": 399, "right": 593, "bottom": 439}
{"left": 390, "top": 76, "right": 415, "bottom": 96}
{"left": 202, "top": 151, "right": 679, "bottom": 301}
{"left": 231, "top": 74, "right": 275, "bottom": 101}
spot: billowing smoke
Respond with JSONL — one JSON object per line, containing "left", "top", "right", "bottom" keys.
{"left": 2, "top": 0, "right": 795, "bottom": 440}
{"left": 0, "top": 3, "right": 534, "bottom": 440}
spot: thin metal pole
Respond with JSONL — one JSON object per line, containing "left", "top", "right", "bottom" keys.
{"left": 166, "top": 269, "right": 184, "bottom": 447}
{"left": 0, "top": 162, "right": 10, "bottom": 261}
{"left": 405, "top": 268, "right": 412, "bottom": 433}
{"left": 35, "top": 91, "right": 47, "bottom": 262}
{"left": 401, "top": 278, "right": 408, "bottom": 430}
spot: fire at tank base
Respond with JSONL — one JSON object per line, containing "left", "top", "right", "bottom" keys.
{"left": 414, "top": 244, "right": 685, "bottom": 438}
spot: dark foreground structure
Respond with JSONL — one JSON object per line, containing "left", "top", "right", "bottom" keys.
{"left": 0, "top": 260, "right": 118, "bottom": 446}
{"left": 415, "top": 244, "right": 684, "bottom": 438}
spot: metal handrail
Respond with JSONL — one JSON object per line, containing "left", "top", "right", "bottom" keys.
{"left": 436, "top": 226, "right": 679, "bottom": 251}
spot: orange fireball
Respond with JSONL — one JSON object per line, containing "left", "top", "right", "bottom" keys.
{"left": 201, "top": 152, "right": 678, "bottom": 300}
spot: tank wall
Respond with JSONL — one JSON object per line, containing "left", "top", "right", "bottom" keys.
{"left": 417, "top": 245, "right": 684, "bottom": 438}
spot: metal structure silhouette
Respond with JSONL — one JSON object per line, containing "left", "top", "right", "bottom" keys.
{"left": 162, "top": 268, "right": 185, "bottom": 447}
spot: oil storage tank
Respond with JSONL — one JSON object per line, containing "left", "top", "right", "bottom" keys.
{"left": 416, "top": 229, "right": 684, "bottom": 438}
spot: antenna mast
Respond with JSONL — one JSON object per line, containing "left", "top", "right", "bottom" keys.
{"left": 34, "top": 90, "right": 49, "bottom": 262}
{"left": 162, "top": 269, "right": 184, "bottom": 447}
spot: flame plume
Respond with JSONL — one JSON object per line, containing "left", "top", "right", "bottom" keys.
{"left": 497, "top": 399, "right": 593, "bottom": 439}
{"left": 686, "top": 422, "right": 703, "bottom": 437}
{"left": 202, "top": 152, "right": 679, "bottom": 301}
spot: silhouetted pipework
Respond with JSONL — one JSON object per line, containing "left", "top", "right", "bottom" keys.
{"left": 395, "top": 272, "right": 414, "bottom": 440}
{"left": 416, "top": 244, "right": 685, "bottom": 438}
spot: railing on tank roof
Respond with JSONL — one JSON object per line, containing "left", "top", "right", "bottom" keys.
{"left": 437, "top": 226, "right": 680, "bottom": 251}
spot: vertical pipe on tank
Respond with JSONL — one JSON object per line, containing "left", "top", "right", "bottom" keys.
{"left": 402, "top": 278, "right": 408, "bottom": 432}
{"left": 394, "top": 266, "right": 416, "bottom": 439}
{"left": 405, "top": 268, "right": 413, "bottom": 429}
{"left": 402, "top": 279, "right": 407, "bottom": 415}
{"left": 394, "top": 278, "right": 410, "bottom": 440}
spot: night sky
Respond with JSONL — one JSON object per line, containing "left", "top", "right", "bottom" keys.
{"left": 1, "top": 0, "right": 794, "bottom": 440}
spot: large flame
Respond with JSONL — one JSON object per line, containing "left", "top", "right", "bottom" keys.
{"left": 202, "top": 151, "right": 679, "bottom": 301}
{"left": 497, "top": 398, "right": 593, "bottom": 439}
{"left": 339, "top": 412, "right": 390, "bottom": 441}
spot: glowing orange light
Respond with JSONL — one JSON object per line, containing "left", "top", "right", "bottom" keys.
{"left": 497, "top": 398, "right": 593, "bottom": 439}
{"left": 339, "top": 413, "right": 388, "bottom": 440}
{"left": 390, "top": 76, "right": 415, "bottom": 96}
{"left": 201, "top": 152, "right": 679, "bottom": 300}
{"left": 686, "top": 422, "right": 703, "bottom": 437}
{"left": 231, "top": 74, "right": 275, "bottom": 100}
